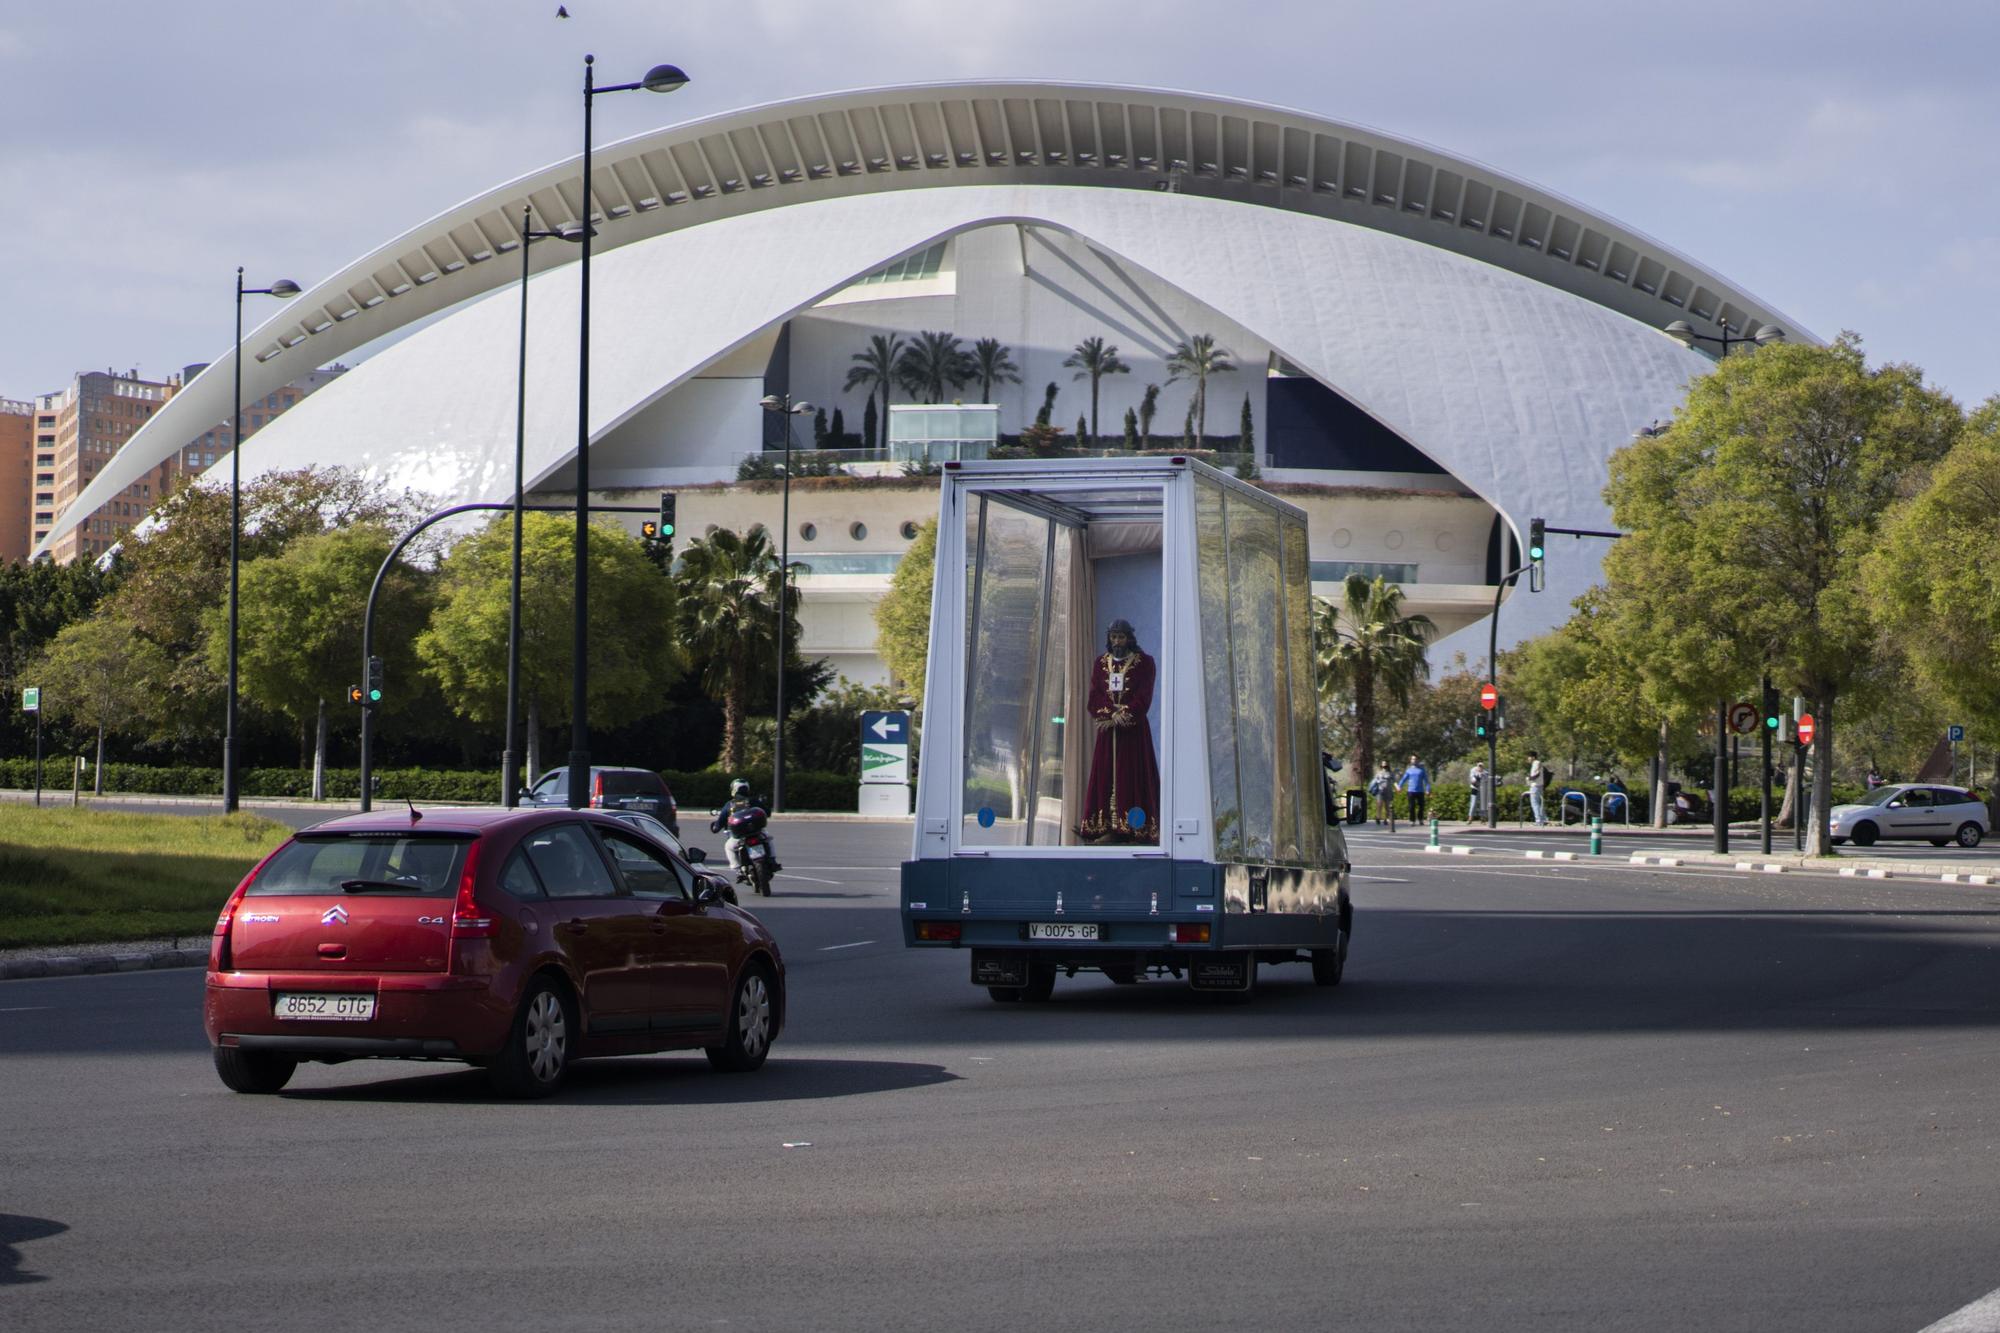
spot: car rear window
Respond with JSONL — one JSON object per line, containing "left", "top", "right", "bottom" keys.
{"left": 246, "top": 834, "right": 473, "bottom": 897}
{"left": 600, "top": 771, "right": 663, "bottom": 797}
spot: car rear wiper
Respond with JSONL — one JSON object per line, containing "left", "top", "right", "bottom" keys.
{"left": 338, "top": 878, "right": 432, "bottom": 892}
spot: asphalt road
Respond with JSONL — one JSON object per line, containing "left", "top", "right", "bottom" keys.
{"left": 6, "top": 819, "right": 2000, "bottom": 1331}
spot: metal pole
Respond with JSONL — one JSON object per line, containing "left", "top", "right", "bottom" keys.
{"left": 33, "top": 705, "right": 43, "bottom": 808}
{"left": 774, "top": 406, "right": 792, "bottom": 812}
{"left": 568, "top": 54, "right": 596, "bottom": 811}
{"left": 224, "top": 269, "right": 244, "bottom": 814}
{"left": 1713, "top": 697, "right": 1729, "bottom": 854}
{"left": 503, "top": 205, "right": 531, "bottom": 809}
{"left": 1760, "top": 673, "right": 1773, "bottom": 855}
{"left": 1484, "top": 564, "right": 1526, "bottom": 829}
{"left": 1794, "top": 741, "right": 1805, "bottom": 852}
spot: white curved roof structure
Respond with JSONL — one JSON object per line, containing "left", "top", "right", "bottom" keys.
{"left": 44, "top": 81, "right": 1806, "bottom": 562}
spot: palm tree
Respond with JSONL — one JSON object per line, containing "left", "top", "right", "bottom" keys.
{"left": 1062, "top": 336, "right": 1131, "bottom": 446}
{"left": 843, "top": 333, "right": 907, "bottom": 437}
{"left": 971, "top": 337, "right": 1022, "bottom": 405}
{"left": 896, "top": 330, "right": 974, "bottom": 404}
{"left": 1314, "top": 574, "right": 1436, "bottom": 782}
{"left": 674, "top": 526, "right": 797, "bottom": 771}
{"left": 1137, "top": 383, "right": 1160, "bottom": 449}
{"left": 1165, "top": 334, "right": 1235, "bottom": 450}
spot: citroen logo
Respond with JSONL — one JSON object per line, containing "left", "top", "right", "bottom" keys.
{"left": 321, "top": 904, "right": 349, "bottom": 926}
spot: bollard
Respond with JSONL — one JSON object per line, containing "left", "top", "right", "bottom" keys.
{"left": 1429, "top": 817, "right": 1440, "bottom": 849}
{"left": 1590, "top": 815, "right": 1603, "bottom": 856}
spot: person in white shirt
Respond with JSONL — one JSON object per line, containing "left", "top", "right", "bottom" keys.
{"left": 1467, "top": 760, "right": 1487, "bottom": 822}
{"left": 1527, "top": 752, "right": 1549, "bottom": 826}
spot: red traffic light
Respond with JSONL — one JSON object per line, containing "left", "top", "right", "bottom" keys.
{"left": 1479, "top": 683, "right": 1498, "bottom": 710}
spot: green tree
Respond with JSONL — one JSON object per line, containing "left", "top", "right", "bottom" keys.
{"left": 896, "top": 330, "right": 974, "bottom": 404}
{"left": 1314, "top": 574, "right": 1435, "bottom": 780}
{"left": 1866, "top": 396, "right": 2000, "bottom": 752}
{"left": 674, "top": 526, "right": 803, "bottom": 771}
{"left": 829, "top": 406, "right": 847, "bottom": 447}
{"left": 874, "top": 518, "right": 936, "bottom": 702}
{"left": 862, "top": 396, "right": 879, "bottom": 451}
{"left": 812, "top": 406, "right": 829, "bottom": 446}
{"left": 1034, "top": 382, "right": 1059, "bottom": 428}
{"left": 1137, "top": 384, "right": 1160, "bottom": 448}
{"left": 420, "top": 514, "right": 682, "bottom": 781}
{"left": 790, "top": 677, "right": 911, "bottom": 774}
{"left": 0, "top": 558, "right": 115, "bottom": 756}
{"left": 1062, "top": 336, "right": 1131, "bottom": 446}
{"left": 1240, "top": 393, "right": 1255, "bottom": 454}
{"left": 1076, "top": 413, "right": 1089, "bottom": 446}
{"left": 207, "top": 525, "right": 428, "bottom": 793}
{"left": 972, "top": 337, "right": 1022, "bottom": 405}
{"left": 1505, "top": 592, "right": 1669, "bottom": 786}
{"left": 1166, "top": 334, "right": 1235, "bottom": 450}
{"left": 28, "top": 614, "right": 166, "bottom": 791}
{"left": 1122, "top": 406, "right": 1139, "bottom": 450}
{"left": 844, "top": 333, "right": 907, "bottom": 436}
{"left": 1603, "top": 335, "right": 1960, "bottom": 851}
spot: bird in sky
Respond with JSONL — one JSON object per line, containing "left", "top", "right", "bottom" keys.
{"left": 556, "top": 5, "right": 570, "bottom": 16}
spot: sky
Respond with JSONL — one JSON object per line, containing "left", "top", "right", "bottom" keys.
{"left": 2, "top": 0, "right": 1995, "bottom": 408}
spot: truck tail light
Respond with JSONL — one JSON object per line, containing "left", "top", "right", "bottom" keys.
{"left": 1172, "top": 923, "right": 1211, "bottom": 944}
{"left": 914, "top": 921, "right": 962, "bottom": 942}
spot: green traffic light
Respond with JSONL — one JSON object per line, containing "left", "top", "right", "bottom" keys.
{"left": 660, "top": 523, "right": 674, "bottom": 537}
{"left": 368, "top": 688, "right": 382, "bottom": 703}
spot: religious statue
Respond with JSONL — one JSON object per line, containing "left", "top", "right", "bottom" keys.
{"left": 1077, "top": 619, "right": 1161, "bottom": 843}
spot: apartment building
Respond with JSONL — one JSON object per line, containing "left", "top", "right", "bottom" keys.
{"left": 0, "top": 400, "right": 31, "bottom": 563}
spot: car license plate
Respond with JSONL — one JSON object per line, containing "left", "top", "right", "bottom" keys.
{"left": 1027, "top": 922, "right": 1098, "bottom": 941}
{"left": 273, "top": 992, "right": 376, "bottom": 1022}
{"left": 747, "top": 844, "right": 767, "bottom": 859}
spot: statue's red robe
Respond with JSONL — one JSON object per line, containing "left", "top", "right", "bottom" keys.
{"left": 1077, "top": 648, "right": 1160, "bottom": 843}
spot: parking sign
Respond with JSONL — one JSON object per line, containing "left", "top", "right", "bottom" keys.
{"left": 1949, "top": 724, "right": 1965, "bottom": 743}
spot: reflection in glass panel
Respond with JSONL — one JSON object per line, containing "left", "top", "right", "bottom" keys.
{"left": 1030, "top": 533, "right": 1073, "bottom": 845}
{"left": 1284, "top": 520, "right": 1324, "bottom": 865}
{"left": 1228, "top": 500, "right": 1280, "bottom": 863}
{"left": 962, "top": 502, "right": 1050, "bottom": 844}
{"left": 1272, "top": 523, "right": 1299, "bottom": 865}
{"left": 1196, "top": 480, "right": 1242, "bottom": 860}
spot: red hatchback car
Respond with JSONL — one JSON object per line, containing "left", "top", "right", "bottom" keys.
{"left": 204, "top": 807, "right": 784, "bottom": 1097}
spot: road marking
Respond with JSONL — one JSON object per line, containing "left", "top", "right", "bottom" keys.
{"left": 1840, "top": 867, "right": 1893, "bottom": 879}
{"left": 818, "top": 940, "right": 877, "bottom": 951}
{"left": 1524, "top": 850, "right": 1578, "bottom": 861}
{"left": 1940, "top": 873, "right": 1995, "bottom": 886}
{"left": 781, "top": 874, "right": 845, "bottom": 885}
{"left": 1734, "top": 862, "right": 1789, "bottom": 874}
{"left": 1350, "top": 874, "right": 1411, "bottom": 882}
{"left": 1917, "top": 1282, "right": 2000, "bottom": 1332}
{"left": 0, "top": 1005, "right": 48, "bottom": 1012}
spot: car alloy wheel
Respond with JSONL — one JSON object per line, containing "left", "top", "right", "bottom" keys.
{"left": 1959, "top": 822, "right": 1985, "bottom": 849}
{"left": 524, "top": 989, "right": 569, "bottom": 1084}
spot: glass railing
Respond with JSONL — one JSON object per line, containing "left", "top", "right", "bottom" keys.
{"left": 790, "top": 552, "right": 904, "bottom": 577}
{"left": 1310, "top": 560, "right": 1419, "bottom": 585}
{"left": 737, "top": 444, "right": 1256, "bottom": 480}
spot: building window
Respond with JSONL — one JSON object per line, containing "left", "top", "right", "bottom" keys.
{"left": 900, "top": 520, "right": 919, "bottom": 540}
{"left": 799, "top": 522, "right": 817, "bottom": 541}
{"left": 849, "top": 522, "right": 868, "bottom": 541}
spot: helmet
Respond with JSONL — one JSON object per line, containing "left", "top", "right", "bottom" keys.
{"left": 730, "top": 778, "right": 750, "bottom": 799}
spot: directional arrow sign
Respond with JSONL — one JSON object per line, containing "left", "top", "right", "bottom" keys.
{"left": 860, "top": 710, "right": 910, "bottom": 784}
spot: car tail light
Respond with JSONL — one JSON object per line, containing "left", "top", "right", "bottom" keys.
{"left": 590, "top": 771, "right": 606, "bottom": 807}
{"left": 450, "top": 839, "right": 493, "bottom": 939}
{"left": 1172, "top": 923, "right": 1211, "bottom": 944}
{"left": 211, "top": 845, "right": 284, "bottom": 971}
{"left": 914, "top": 921, "right": 962, "bottom": 942}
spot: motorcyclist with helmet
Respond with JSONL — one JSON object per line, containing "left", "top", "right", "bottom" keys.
{"left": 710, "top": 778, "right": 781, "bottom": 875}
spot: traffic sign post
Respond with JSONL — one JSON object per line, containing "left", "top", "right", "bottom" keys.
{"left": 1480, "top": 685, "right": 1500, "bottom": 830}
{"left": 859, "top": 709, "right": 912, "bottom": 816}
{"left": 1797, "top": 713, "right": 1815, "bottom": 747}
{"left": 1479, "top": 683, "right": 1498, "bottom": 710}
{"left": 1729, "top": 701, "right": 1757, "bottom": 736}
{"left": 22, "top": 686, "right": 42, "bottom": 807}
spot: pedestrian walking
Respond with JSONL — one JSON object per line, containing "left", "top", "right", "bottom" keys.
{"left": 1467, "top": 759, "right": 1487, "bottom": 822}
{"left": 1368, "top": 762, "right": 1394, "bottom": 826}
{"left": 1527, "top": 751, "right": 1549, "bottom": 826}
{"left": 1399, "top": 754, "right": 1431, "bottom": 825}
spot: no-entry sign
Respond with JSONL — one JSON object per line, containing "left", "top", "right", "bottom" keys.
{"left": 1797, "top": 713, "right": 1816, "bottom": 746}
{"left": 1479, "top": 683, "right": 1498, "bottom": 710}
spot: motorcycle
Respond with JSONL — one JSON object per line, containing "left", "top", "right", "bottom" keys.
{"left": 722, "top": 804, "right": 776, "bottom": 897}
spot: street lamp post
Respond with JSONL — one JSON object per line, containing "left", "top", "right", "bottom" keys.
{"left": 759, "top": 392, "right": 812, "bottom": 813}
{"left": 501, "top": 208, "right": 587, "bottom": 808}
{"left": 224, "top": 268, "right": 301, "bottom": 815}
{"left": 568, "top": 53, "right": 688, "bottom": 811}
{"left": 1664, "top": 317, "right": 1785, "bottom": 358}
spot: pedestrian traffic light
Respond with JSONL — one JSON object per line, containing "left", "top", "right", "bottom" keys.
{"left": 1527, "top": 518, "right": 1546, "bottom": 592}
{"left": 1762, "top": 683, "right": 1782, "bottom": 732}
{"left": 365, "top": 656, "right": 384, "bottom": 706}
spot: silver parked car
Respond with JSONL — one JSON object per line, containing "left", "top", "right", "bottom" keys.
{"left": 1829, "top": 784, "right": 1988, "bottom": 848}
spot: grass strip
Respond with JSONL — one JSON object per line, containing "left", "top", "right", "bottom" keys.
{"left": 0, "top": 806, "right": 290, "bottom": 949}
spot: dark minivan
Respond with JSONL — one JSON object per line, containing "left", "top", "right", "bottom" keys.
{"left": 525, "top": 766, "right": 679, "bottom": 835}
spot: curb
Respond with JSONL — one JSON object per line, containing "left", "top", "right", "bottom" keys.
{"left": 0, "top": 946, "right": 208, "bottom": 981}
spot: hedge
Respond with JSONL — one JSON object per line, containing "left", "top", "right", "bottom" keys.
{"left": 0, "top": 758, "right": 873, "bottom": 812}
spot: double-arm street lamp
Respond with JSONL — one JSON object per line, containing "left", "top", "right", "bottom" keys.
{"left": 567, "top": 53, "right": 688, "bottom": 810}
{"left": 501, "top": 207, "right": 587, "bottom": 807}
{"left": 223, "top": 268, "right": 302, "bottom": 814}
{"left": 1664, "top": 317, "right": 1784, "bottom": 357}
{"left": 759, "top": 392, "right": 813, "bottom": 812}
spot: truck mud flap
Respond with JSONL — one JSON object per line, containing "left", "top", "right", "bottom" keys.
{"left": 1188, "top": 955, "right": 1252, "bottom": 992}
{"left": 972, "top": 951, "right": 1029, "bottom": 988}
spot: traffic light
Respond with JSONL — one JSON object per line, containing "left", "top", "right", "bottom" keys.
{"left": 1475, "top": 716, "right": 1490, "bottom": 739}
{"left": 365, "top": 656, "right": 384, "bottom": 706}
{"left": 1762, "top": 683, "right": 1782, "bottom": 733}
{"left": 1527, "top": 518, "right": 1546, "bottom": 593}
{"left": 347, "top": 684, "right": 363, "bottom": 706}
{"left": 658, "top": 491, "right": 676, "bottom": 539}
